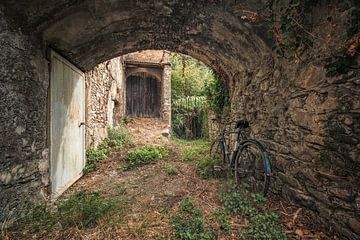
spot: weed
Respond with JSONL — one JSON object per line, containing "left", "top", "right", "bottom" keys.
{"left": 84, "top": 148, "right": 107, "bottom": 173}
{"left": 196, "top": 156, "right": 220, "bottom": 179}
{"left": 163, "top": 165, "right": 178, "bottom": 175}
{"left": 125, "top": 145, "right": 167, "bottom": 170}
{"left": 119, "top": 117, "right": 132, "bottom": 125}
{"left": 58, "top": 190, "right": 114, "bottom": 228}
{"left": 84, "top": 127, "right": 130, "bottom": 173}
{"left": 161, "top": 207, "right": 169, "bottom": 215}
{"left": 13, "top": 190, "right": 114, "bottom": 234}
{"left": 17, "top": 204, "right": 55, "bottom": 232}
{"left": 106, "top": 127, "right": 130, "bottom": 149}
{"left": 218, "top": 181, "right": 287, "bottom": 239}
{"left": 170, "top": 198, "right": 215, "bottom": 240}
{"left": 173, "top": 138, "right": 210, "bottom": 162}
{"left": 219, "top": 181, "right": 266, "bottom": 217}
{"left": 211, "top": 208, "right": 231, "bottom": 232}
{"left": 239, "top": 211, "right": 287, "bottom": 240}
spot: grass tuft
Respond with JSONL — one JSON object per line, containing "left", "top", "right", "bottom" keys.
{"left": 57, "top": 190, "right": 114, "bottom": 228}
{"left": 14, "top": 190, "right": 115, "bottom": 234}
{"left": 163, "top": 165, "right": 178, "bottom": 175}
{"left": 125, "top": 145, "right": 167, "bottom": 170}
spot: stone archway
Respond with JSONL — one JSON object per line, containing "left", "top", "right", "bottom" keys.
{"left": 0, "top": 1, "right": 359, "bottom": 238}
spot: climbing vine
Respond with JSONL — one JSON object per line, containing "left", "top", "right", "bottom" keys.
{"left": 204, "top": 73, "right": 229, "bottom": 117}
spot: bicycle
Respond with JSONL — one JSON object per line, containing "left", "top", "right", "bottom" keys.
{"left": 210, "top": 119, "right": 271, "bottom": 196}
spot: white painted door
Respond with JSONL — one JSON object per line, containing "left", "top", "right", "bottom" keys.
{"left": 50, "top": 50, "right": 85, "bottom": 199}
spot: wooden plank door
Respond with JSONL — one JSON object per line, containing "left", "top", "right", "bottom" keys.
{"left": 126, "top": 74, "right": 161, "bottom": 117}
{"left": 50, "top": 50, "right": 85, "bottom": 199}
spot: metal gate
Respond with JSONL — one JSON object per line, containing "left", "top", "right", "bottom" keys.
{"left": 126, "top": 74, "right": 161, "bottom": 117}
{"left": 50, "top": 50, "right": 85, "bottom": 198}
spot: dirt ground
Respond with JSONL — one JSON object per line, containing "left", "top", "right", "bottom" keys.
{"left": 4, "top": 118, "right": 339, "bottom": 240}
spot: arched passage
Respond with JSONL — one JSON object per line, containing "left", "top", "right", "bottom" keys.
{"left": 0, "top": 1, "right": 359, "bottom": 238}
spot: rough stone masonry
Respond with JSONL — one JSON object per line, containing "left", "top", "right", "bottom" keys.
{"left": 85, "top": 50, "right": 171, "bottom": 148}
{"left": 0, "top": 0, "right": 359, "bottom": 239}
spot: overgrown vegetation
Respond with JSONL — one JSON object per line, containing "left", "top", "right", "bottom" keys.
{"left": 13, "top": 190, "right": 115, "bottom": 234}
{"left": 174, "top": 138, "right": 220, "bottom": 179}
{"left": 170, "top": 197, "right": 215, "bottom": 240}
{"left": 172, "top": 96, "right": 209, "bottom": 139}
{"left": 84, "top": 126, "right": 130, "bottom": 173}
{"left": 125, "top": 145, "right": 167, "bottom": 170}
{"left": 196, "top": 156, "right": 220, "bottom": 179}
{"left": 174, "top": 138, "right": 210, "bottom": 162}
{"left": 170, "top": 53, "right": 229, "bottom": 139}
{"left": 239, "top": 211, "right": 287, "bottom": 240}
{"left": 219, "top": 181, "right": 287, "bottom": 240}
{"left": 57, "top": 190, "right": 114, "bottom": 228}
{"left": 211, "top": 208, "right": 231, "bottom": 232}
{"left": 204, "top": 73, "right": 229, "bottom": 117}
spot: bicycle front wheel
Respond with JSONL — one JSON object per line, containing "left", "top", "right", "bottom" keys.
{"left": 234, "top": 140, "right": 271, "bottom": 196}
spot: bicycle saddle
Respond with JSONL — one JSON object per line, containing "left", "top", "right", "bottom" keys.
{"left": 236, "top": 120, "right": 249, "bottom": 129}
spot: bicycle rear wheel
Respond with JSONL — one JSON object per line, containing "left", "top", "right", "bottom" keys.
{"left": 234, "top": 140, "right": 271, "bottom": 196}
{"left": 210, "top": 139, "right": 226, "bottom": 166}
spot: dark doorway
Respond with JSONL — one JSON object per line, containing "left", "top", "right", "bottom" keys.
{"left": 126, "top": 73, "right": 161, "bottom": 117}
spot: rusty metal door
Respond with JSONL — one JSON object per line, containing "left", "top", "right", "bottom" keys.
{"left": 50, "top": 50, "right": 85, "bottom": 198}
{"left": 126, "top": 74, "right": 161, "bottom": 117}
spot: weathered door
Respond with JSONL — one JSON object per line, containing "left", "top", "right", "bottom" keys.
{"left": 50, "top": 50, "right": 85, "bottom": 198}
{"left": 126, "top": 74, "right": 161, "bottom": 117}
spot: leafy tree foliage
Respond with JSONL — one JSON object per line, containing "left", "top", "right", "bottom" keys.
{"left": 170, "top": 53, "right": 229, "bottom": 139}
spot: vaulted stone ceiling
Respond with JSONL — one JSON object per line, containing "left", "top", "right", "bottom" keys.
{"left": 3, "top": 0, "right": 271, "bottom": 79}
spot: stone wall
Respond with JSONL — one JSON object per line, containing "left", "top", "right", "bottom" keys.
{"left": 0, "top": 0, "right": 358, "bottom": 238}
{"left": 85, "top": 57, "right": 125, "bottom": 148}
{"left": 222, "top": 5, "right": 360, "bottom": 238}
{"left": 227, "top": 59, "right": 359, "bottom": 239}
{"left": 0, "top": 7, "right": 49, "bottom": 222}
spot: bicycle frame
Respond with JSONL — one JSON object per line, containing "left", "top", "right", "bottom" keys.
{"left": 221, "top": 129, "right": 245, "bottom": 169}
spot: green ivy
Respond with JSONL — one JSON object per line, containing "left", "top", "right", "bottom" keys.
{"left": 204, "top": 73, "right": 229, "bottom": 117}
